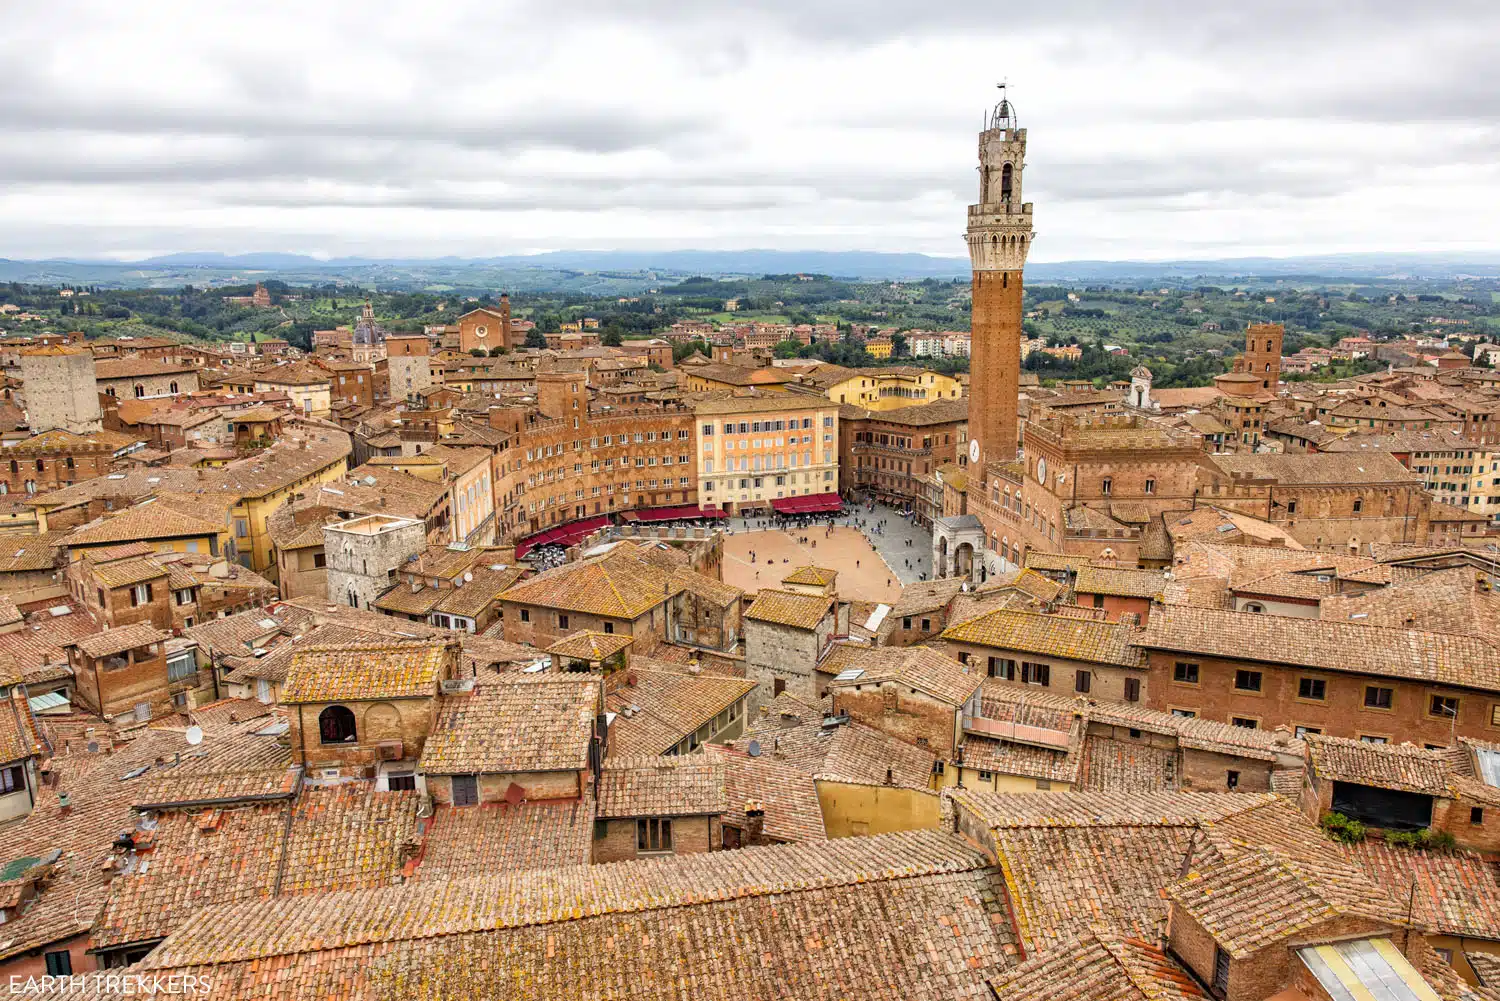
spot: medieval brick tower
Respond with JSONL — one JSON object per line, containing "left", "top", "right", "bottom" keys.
{"left": 966, "top": 89, "right": 1033, "bottom": 467}
{"left": 1238, "top": 321, "right": 1284, "bottom": 390}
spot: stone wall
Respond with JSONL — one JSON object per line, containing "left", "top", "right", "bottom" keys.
{"left": 20, "top": 350, "right": 101, "bottom": 433}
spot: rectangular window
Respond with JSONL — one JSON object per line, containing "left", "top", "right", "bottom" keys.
{"left": 44, "top": 951, "right": 72, "bottom": 976}
{"left": 1226, "top": 769, "right": 1240, "bottom": 790}
{"left": 1144, "top": 478, "right": 1155, "bottom": 494}
{"left": 166, "top": 652, "right": 196, "bottom": 683}
{"left": 1298, "top": 677, "right": 1326, "bottom": 701}
{"left": 637, "top": 817, "right": 673, "bottom": 853}
{"left": 603, "top": 622, "right": 615, "bottom": 634}
{"left": 1170, "top": 708, "right": 1196, "bottom": 718}
{"left": 1430, "top": 695, "right": 1460, "bottom": 719}
{"left": 558, "top": 613, "right": 569, "bottom": 630}
{"left": 1364, "top": 686, "right": 1393, "bottom": 710}
{"left": 1231, "top": 717, "right": 1258, "bottom": 729}
{"left": 1473, "top": 807, "right": 1485, "bottom": 825}
{"left": 519, "top": 609, "right": 530, "bottom": 623}
{"left": 988, "top": 657, "right": 1015, "bottom": 681}
{"left": 387, "top": 772, "right": 417, "bottom": 792}
{"left": 1075, "top": 670, "right": 1091, "bottom": 694}
{"left": 1124, "top": 678, "right": 1140, "bottom": 702}
{"left": 1361, "top": 734, "right": 1389, "bottom": 745}
{"left": 0, "top": 764, "right": 25, "bottom": 794}
{"left": 1021, "top": 662, "right": 1050, "bottom": 686}
{"left": 1294, "top": 725, "right": 1322, "bottom": 739}
{"left": 1173, "top": 662, "right": 1199, "bottom": 684}
{"left": 1233, "top": 669, "right": 1262, "bottom": 692}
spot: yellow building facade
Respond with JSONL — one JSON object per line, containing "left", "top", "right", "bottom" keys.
{"left": 822, "top": 368, "right": 962, "bottom": 411}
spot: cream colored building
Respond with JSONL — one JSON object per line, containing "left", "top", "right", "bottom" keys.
{"left": 694, "top": 395, "right": 840, "bottom": 515}
{"left": 816, "top": 367, "right": 962, "bottom": 411}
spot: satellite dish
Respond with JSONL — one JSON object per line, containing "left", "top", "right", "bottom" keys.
{"left": 184, "top": 726, "right": 204, "bottom": 746}
{"left": 746, "top": 739, "right": 762, "bottom": 758}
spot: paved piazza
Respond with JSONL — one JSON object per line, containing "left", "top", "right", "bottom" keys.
{"left": 721, "top": 504, "right": 934, "bottom": 605}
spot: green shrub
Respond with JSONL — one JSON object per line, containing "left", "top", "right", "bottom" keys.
{"left": 1384, "top": 829, "right": 1422, "bottom": 849}
{"left": 1320, "top": 811, "right": 1366, "bottom": 844}
{"left": 1423, "top": 828, "right": 1456, "bottom": 852}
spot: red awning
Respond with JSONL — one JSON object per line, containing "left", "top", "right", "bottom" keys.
{"left": 515, "top": 514, "right": 612, "bottom": 558}
{"left": 773, "top": 492, "right": 844, "bottom": 515}
{"left": 800, "top": 492, "right": 844, "bottom": 513}
{"left": 632, "top": 504, "right": 711, "bottom": 523}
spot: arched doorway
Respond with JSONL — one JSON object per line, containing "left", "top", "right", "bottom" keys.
{"left": 954, "top": 542, "right": 975, "bottom": 582}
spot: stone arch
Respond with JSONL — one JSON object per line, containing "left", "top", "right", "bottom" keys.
{"left": 1001, "top": 162, "right": 1013, "bottom": 199}
{"left": 364, "top": 702, "right": 403, "bottom": 744}
{"left": 954, "top": 542, "right": 975, "bottom": 581}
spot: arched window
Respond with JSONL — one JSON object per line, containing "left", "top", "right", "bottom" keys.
{"left": 1266, "top": 340, "right": 1273, "bottom": 351}
{"left": 35, "top": 459, "right": 43, "bottom": 472}
{"left": 1000, "top": 162, "right": 1013, "bottom": 199}
{"left": 169, "top": 381, "right": 178, "bottom": 394}
{"left": 134, "top": 385, "right": 145, "bottom": 398}
{"left": 318, "top": 705, "right": 357, "bottom": 744}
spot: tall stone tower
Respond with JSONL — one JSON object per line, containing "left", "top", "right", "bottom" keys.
{"left": 1238, "top": 322, "right": 1284, "bottom": 390}
{"left": 20, "top": 346, "right": 102, "bottom": 433}
{"left": 499, "top": 294, "right": 514, "bottom": 351}
{"left": 965, "top": 91, "right": 1033, "bottom": 467}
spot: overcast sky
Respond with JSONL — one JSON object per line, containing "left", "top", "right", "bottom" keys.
{"left": 3, "top": 1, "right": 1497, "bottom": 263}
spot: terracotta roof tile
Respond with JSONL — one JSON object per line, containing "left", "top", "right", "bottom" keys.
{"left": 138, "top": 830, "right": 1013, "bottom": 1001}
{"left": 1345, "top": 839, "right": 1500, "bottom": 941}
{"left": 741, "top": 698, "right": 936, "bottom": 789}
{"left": 65, "top": 504, "right": 222, "bottom": 547}
{"left": 545, "top": 630, "right": 633, "bottom": 660}
{"left": 1305, "top": 734, "right": 1453, "bottom": 796}
{"left": 744, "top": 588, "right": 835, "bottom": 630}
{"left": 596, "top": 755, "right": 727, "bottom": 817}
{"left": 282, "top": 639, "right": 454, "bottom": 703}
{"left": 782, "top": 565, "right": 837, "bottom": 587}
{"left": 72, "top": 621, "right": 168, "bottom": 659}
{"left": 704, "top": 743, "right": 827, "bottom": 843}
{"left": 827, "top": 646, "right": 982, "bottom": 707}
{"left": 604, "top": 667, "right": 755, "bottom": 757}
{"left": 411, "top": 797, "right": 593, "bottom": 880}
{"left": 943, "top": 608, "right": 1146, "bottom": 669}
{"left": 419, "top": 675, "right": 598, "bottom": 774}
{"left": 500, "top": 545, "right": 675, "bottom": 619}
{"left": 1073, "top": 565, "right": 1167, "bottom": 600}
{"left": 1140, "top": 605, "right": 1500, "bottom": 690}
{"left": 987, "top": 927, "right": 1207, "bottom": 1001}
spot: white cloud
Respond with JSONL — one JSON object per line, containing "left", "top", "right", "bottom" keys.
{"left": 0, "top": 0, "right": 1496, "bottom": 261}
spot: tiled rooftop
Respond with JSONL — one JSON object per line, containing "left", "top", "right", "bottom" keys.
{"left": 596, "top": 755, "right": 727, "bottom": 818}
{"left": 942, "top": 607, "right": 1146, "bottom": 669}
{"left": 282, "top": 639, "right": 454, "bottom": 703}
{"left": 603, "top": 667, "right": 755, "bottom": 757}
{"left": 139, "top": 831, "right": 1014, "bottom": 1001}
{"left": 744, "top": 588, "right": 834, "bottom": 630}
{"left": 419, "top": 675, "right": 598, "bottom": 774}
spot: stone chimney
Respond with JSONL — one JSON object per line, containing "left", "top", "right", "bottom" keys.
{"left": 744, "top": 800, "right": 766, "bottom": 846}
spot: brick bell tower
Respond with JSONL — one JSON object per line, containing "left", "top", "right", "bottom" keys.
{"left": 966, "top": 87, "right": 1033, "bottom": 467}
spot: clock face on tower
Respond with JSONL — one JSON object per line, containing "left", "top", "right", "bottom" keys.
{"left": 969, "top": 439, "right": 981, "bottom": 464}
{"left": 1036, "top": 457, "right": 1047, "bottom": 484}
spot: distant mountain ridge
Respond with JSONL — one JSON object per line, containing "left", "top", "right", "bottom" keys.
{"left": 3, "top": 249, "right": 1498, "bottom": 287}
